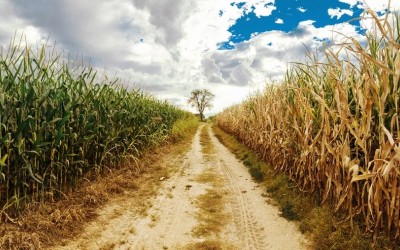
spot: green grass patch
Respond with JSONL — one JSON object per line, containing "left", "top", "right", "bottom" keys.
{"left": 199, "top": 124, "right": 215, "bottom": 157}
{"left": 169, "top": 114, "right": 199, "bottom": 143}
{"left": 232, "top": 148, "right": 264, "bottom": 182}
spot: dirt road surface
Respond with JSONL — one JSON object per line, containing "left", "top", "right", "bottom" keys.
{"left": 54, "top": 124, "right": 308, "bottom": 250}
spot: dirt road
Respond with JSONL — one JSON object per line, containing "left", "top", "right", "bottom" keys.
{"left": 54, "top": 124, "right": 308, "bottom": 249}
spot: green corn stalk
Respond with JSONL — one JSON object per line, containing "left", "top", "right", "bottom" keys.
{"left": 0, "top": 34, "right": 191, "bottom": 217}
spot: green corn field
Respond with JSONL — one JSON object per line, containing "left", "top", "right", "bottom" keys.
{"left": 0, "top": 36, "right": 194, "bottom": 218}
{"left": 216, "top": 11, "right": 400, "bottom": 239}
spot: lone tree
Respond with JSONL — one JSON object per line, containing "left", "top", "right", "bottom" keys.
{"left": 187, "top": 89, "right": 215, "bottom": 121}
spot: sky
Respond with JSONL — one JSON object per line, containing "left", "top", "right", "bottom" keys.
{"left": 0, "top": 0, "right": 399, "bottom": 115}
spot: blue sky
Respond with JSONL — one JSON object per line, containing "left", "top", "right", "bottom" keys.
{"left": 0, "top": 0, "right": 398, "bottom": 114}
{"left": 219, "top": 0, "right": 365, "bottom": 49}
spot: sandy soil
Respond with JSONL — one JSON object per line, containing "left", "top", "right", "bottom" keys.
{"left": 53, "top": 125, "right": 309, "bottom": 250}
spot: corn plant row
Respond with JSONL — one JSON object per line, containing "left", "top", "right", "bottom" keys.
{"left": 216, "top": 11, "right": 400, "bottom": 239}
{"left": 0, "top": 37, "right": 189, "bottom": 217}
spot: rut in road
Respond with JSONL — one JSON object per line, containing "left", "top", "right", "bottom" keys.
{"left": 207, "top": 125, "right": 307, "bottom": 249}
{"left": 53, "top": 124, "right": 308, "bottom": 250}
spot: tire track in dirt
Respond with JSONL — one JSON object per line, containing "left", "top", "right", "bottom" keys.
{"left": 52, "top": 126, "right": 206, "bottom": 250}
{"left": 53, "top": 124, "right": 309, "bottom": 249}
{"left": 129, "top": 125, "right": 210, "bottom": 249}
{"left": 207, "top": 126, "right": 309, "bottom": 250}
{"left": 219, "top": 156, "right": 265, "bottom": 249}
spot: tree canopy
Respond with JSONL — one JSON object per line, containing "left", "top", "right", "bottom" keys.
{"left": 187, "top": 89, "right": 215, "bottom": 121}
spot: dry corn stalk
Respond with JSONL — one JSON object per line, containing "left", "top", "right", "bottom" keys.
{"left": 216, "top": 10, "right": 400, "bottom": 239}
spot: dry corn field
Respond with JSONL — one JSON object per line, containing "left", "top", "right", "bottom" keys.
{"left": 216, "top": 11, "right": 400, "bottom": 240}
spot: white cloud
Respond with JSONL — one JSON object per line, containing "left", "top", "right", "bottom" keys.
{"left": 250, "top": 0, "right": 276, "bottom": 17}
{"left": 0, "top": 0, "right": 398, "bottom": 115}
{"left": 359, "top": 1, "right": 400, "bottom": 12}
{"left": 338, "top": 0, "right": 358, "bottom": 8}
{"left": 131, "top": 0, "right": 192, "bottom": 48}
{"left": 198, "top": 19, "right": 365, "bottom": 93}
{"left": 231, "top": 0, "right": 276, "bottom": 17}
{"left": 328, "top": 8, "right": 354, "bottom": 19}
{"left": 0, "top": 1, "right": 47, "bottom": 46}
{"left": 275, "top": 18, "right": 284, "bottom": 24}
{"left": 297, "top": 7, "right": 307, "bottom": 13}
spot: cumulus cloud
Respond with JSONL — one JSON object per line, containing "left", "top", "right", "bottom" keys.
{"left": 0, "top": 0, "right": 396, "bottom": 115}
{"left": 131, "top": 0, "right": 191, "bottom": 47}
{"left": 338, "top": 0, "right": 359, "bottom": 8}
{"left": 328, "top": 8, "right": 354, "bottom": 19}
{"left": 297, "top": 7, "right": 307, "bottom": 13}
{"left": 8, "top": 0, "right": 200, "bottom": 102}
{"left": 275, "top": 18, "right": 284, "bottom": 24}
{"left": 199, "top": 18, "right": 365, "bottom": 89}
{"left": 358, "top": 0, "right": 400, "bottom": 12}
{"left": 228, "top": 0, "right": 276, "bottom": 17}
{"left": 0, "top": 1, "right": 46, "bottom": 46}
{"left": 247, "top": 0, "right": 276, "bottom": 17}
{"left": 10, "top": 1, "right": 150, "bottom": 66}
{"left": 201, "top": 57, "right": 224, "bottom": 83}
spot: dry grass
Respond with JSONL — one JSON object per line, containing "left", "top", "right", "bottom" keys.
{"left": 184, "top": 240, "right": 238, "bottom": 250}
{"left": 192, "top": 188, "right": 226, "bottom": 238}
{"left": 190, "top": 125, "right": 228, "bottom": 247}
{"left": 200, "top": 123, "right": 216, "bottom": 157}
{"left": 0, "top": 132, "right": 196, "bottom": 249}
